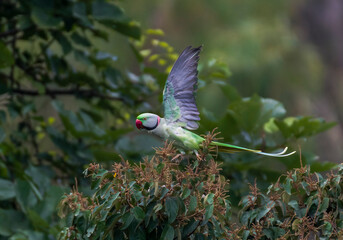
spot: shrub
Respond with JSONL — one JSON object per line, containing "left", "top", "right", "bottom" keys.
{"left": 58, "top": 131, "right": 343, "bottom": 239}
{"left": 238, "top": 162, "right": 343, "bottom": 239}
{"left": 58, "top": 131, "right": 232, "bottom": 239}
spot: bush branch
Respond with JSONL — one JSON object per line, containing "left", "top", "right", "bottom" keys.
{"left": 0, "top": 29, "right": 20, "bottom": 38}
{"left": 11, "top": 88, "right": 125, "bottom": 101}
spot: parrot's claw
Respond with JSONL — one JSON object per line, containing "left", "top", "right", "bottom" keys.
{"left": 194, "top": 150, "right": 202, "bottom": 161}
{"left": 171, "top": 154, "right": 183, "bottom": 161}
{"left": 171, "top": 150, "right": 186, "bottom": 162}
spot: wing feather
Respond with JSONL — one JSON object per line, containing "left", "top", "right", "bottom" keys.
{"left": 163, "top": 46, "right": 202, "bottom": 130}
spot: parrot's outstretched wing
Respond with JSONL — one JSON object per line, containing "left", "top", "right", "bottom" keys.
{"left": 212, "top": 141, "right": 296, "bottom": 157}
{"left": 163, "top": 46, "right": 202, "bottom": 130}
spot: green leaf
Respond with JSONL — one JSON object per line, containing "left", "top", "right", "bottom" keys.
{"left": 15, "top": 179, "right": 38, "bottom": 212}
{"left": 26, "top": 209, "right": 50, "bottom": 232}
{"left": 146, "top": 29, "right": 164, "bottom": 36}
{"left": 104, "top": 192, "right": 120, "bottom": 209}
{"left": 0, "top": 209, "right": 29, "bottom": 236}
{"left": 225, "top": 199, "right": 232, "bottom": 221}
{"left": 0, "top": 41, "right": 14, "bottom": 69}
{"left": 10, "top": 230, "right": 45, "bottom": 240}
{"left": 181, "top": 188, "right": 191, "bottom": 200}
{"left": 240, "top": 210, "right": 254, "bottom": 225}
{"left": 74, "top": 49, "right": 92, "bottom": 66}
{"left": 260, "top": 98, "right": 286, "bottom": 121}
{"left": 165, "top": 197, "right": 179, "bottom": 224}
{"left": 121, "top": 212, "right": 134, "bottom": 230}
{"left": 219, "top": 83, "right": 241, "bottom": 102}
{"left": 71, "top": 32, "right": 91, "bottom": 47}
{"left": 0, "top": 161, "right": 9, "bottom": 178}
{"left": 160, "top": 224, "right": 174, "bottom": 240}
{"left": 322, "top": 221, "right": 332, "bottom": 236}
{"left": 133, "top": 206, "right": 145, "bottom": 221}
{"left": 92, "top": 1, "right": 125, "bottom": 21}
{"left": 177, "top": 197, "right": 186, "bottom": 215}
{"left": 188, "top": 195, "right": 197, "bottom": 213}
{"left": 256, "top": 201, "right": 275, "bottom": 221}
{"left": 54, "top": 32, "right": 72, "bottom": 54}
{"left": 129, "top": 226, "right": 146, "bottom": 240}
{"left": 147, "top": 219, "right": 159, "bottom": 233}
{"left": 204, "top": 204, "right": 214, "bottom": 221}
{"left": 52, "top": 101, "right": 106, "bottom": 139}
{"left": 104, "top": 67, "right": 121, "bottom": 88}
{"left": 263, "top": 227, "right": 285, "bottom": 239}
{"left": 31, "top": 7, "right": 62, "bottom": 28}
{"left": 284, "top": 178, "right": 292, "bottom": 195}
{"left": 86, "top": 224, "right": 96, "bottom": 237}
{"left": 205, "top": 193, "right": 215, "bottom": 204}
{"left": 319, "top": 197, "right": 330, "bottom": 212}
{"left": 242, "top": 230, "right": 250, "bottom": 240}
{"left": 92, "top": 148, "right": 118, "bottom": 163}
{"left": 228, "top": 95, "right": 262, "bottom": 132}
{"left": 310, "top": 161, "right": 337, "bottom": 172}
{"left": 25, "top": 165, "right": 49, "bottom": 198}
{"left": 156, "top": 163, "right": 165, "bottom": 174}
{"left": 112, "top": 21, "right": 141, "bottom": 40}
{"left": 111, "top": 229, "right": 125, "bottom": 240}
{"left": 73, "top": 2, "right": 92, "bottom": 26}
{"left": 194, "top": 233, "right": 205, "bottom": 240}
{"left": 182, "top": 219, "right": 199, "bottom": 238}
{"left": 275, "top": 117, "right": 336, "bottom": 139}
{"left": 228, "top": 95, "right": 286, "bottom": 133}
{"left": 0, "top": 178, "right": 15, "bottom": 200}
{"left": 159, "top": 187, "right": 169, "bottom": 200}
{"left": 287, "top": 200, "right": 299, "bottom": 210}
{"left": 17, "top": 15, "right": 33, "bottom": 30}
{"left": 153, "top": 203, "right": 163, "bottom": 213}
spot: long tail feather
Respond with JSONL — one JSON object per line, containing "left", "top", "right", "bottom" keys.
{"left": 212, "top": 141, "right": 296, "bottom": 157}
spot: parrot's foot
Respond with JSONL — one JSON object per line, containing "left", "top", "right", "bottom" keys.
{"left": 194, "top": 150, "right": 201, "bottom": 160}
{"left": 171, "top": 150, "right": 186, "bottom": 162}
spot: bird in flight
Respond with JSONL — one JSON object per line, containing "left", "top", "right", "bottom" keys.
{"left": 136, "top": 46, "right": 295, "bottom": 157}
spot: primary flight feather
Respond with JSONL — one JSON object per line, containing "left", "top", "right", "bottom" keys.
{"left": 136, "top": 46, "right": 295, "bottom": 157}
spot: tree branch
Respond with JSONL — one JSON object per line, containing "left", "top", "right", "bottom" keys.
{"left": 24, "top": 115, "right": 41, "bottom": 164}
{"left": 11, "top": 88, "right": 125, "bottom": 101}
{"left": 9, "top": 27, "right": 17, "bottom": 90}
{"left": 0, "top": 29, "right": 20, "bottom": 38}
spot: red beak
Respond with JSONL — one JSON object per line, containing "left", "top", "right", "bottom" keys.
{"left": 136, "top": 119, "right": 143, "bottom": 129}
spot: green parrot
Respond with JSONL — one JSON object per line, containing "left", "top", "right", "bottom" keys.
{"left": 136, "top": 46, "right": 295, "bottom": 157}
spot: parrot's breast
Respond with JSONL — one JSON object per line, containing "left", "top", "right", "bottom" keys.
{"left": 149, "top": 118, "right": 169, "bottom": 139}
{"left": 149, "top": 118, "right": 203, "bottom": 151}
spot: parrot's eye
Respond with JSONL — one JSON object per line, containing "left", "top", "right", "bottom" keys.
{"left": 143, "top": 118, "right": 147, "bottom": 120}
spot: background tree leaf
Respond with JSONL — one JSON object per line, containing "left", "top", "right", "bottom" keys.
{"left": 0, "top": 179, "right": 15, "bottom": 200}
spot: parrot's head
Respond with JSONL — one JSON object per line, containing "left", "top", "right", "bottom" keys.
{"left": 136, "top": 113, "right": 161, "bottom": 131}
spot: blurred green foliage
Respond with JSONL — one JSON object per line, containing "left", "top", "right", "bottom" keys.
{"left": 0, "top": 0, "right": 148, "bottom": 239}
{"left": 0, "top": 0, "right": 338, "bottom": 239}
{"left": 121, "top": 0, "right": 323, "bottom": 103}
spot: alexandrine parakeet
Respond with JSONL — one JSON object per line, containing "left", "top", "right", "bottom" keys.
{"left": 136, "top": 46, "right": 295, "bottom": 157}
